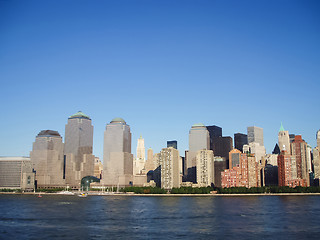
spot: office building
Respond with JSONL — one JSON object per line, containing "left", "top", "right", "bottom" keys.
{"left": 196, "top": 149, "right": 214, "bottom": 187}
{"left": 278, "top": 123, "right": 290, "bottom": 152}
{"left": 30, "top": 130, "right": 65, "bottom": 188}
{"left": 134, "top": 136, "right": 146, "bottom": 175}
{"left": 94, "top": 157, "right": 103, "bottom": 179}
{"left": 160, "top": 147, "right": 181, "bottom": 190}
{"left": 0, "top": 157, "right": 35, "bottom": 191}
{"left": 229, "top": 149, "right": 242, "bottom": 168}
{"left": 167, "top": 140, "right": 177, "bottom": 149}
{"left": 314, "top": 131, "right": 320, "bottom": 181}
{"left": 206, "top": 125, "right": 222, "bottom": 151}
{"left": 264, "top": 164, "right": 278, "bottom": 186}
{"left": 103, "top": 118, "right": 133, "bottom": 186}
{"left": 291, "top": 135, "right": 309, "bottom": 186}
{"left": 278, "top": 150, "right": 307, "bottom": 187}
{"left": 187, "top": 123, "right": 210, "bottom": 182}
{"left": 243, "top": 142, "right": 266, "bottom": 163}
{"left": 64, "top": 111, "right": 95, "bottom": 188}
{"left": 213, "top": 136, "right": 233, "bottom": 166}
{"left": 144, "top": 148, "right": 155, "bottom": 173}
{"left": 234, "top": 133, "right": 248, "bottom": 152}
{"left": 247, "top": 126, "right": 264, "bottom": 146}
{"left": 213, "top": 156, "right": 227, "bottom": 187}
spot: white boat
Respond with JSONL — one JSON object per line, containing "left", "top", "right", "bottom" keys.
{"left": 57, "top": 190, "right": 75, "bottom": 195}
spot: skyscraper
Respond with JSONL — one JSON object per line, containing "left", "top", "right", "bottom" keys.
{"left": 247, "top": 126, "right": 264, "bottom": 146}
{"left": 160, "top": 147, "right": 181, "bottom": 190}
{"left": 243, "top": 142, "right": 266, "bottom": 163}
{"left": 144, "top": 148, "right": 155, "bottom": 173}
{"left": 103, "top": 118, "right": 133, "bottom": 186}
{"left": 64, "top": 111, "right": 95, "bottom": 188}
{"left": 213, "top": 136, "right": 233, "bottom": 165}
{"left": 187, "top": 123, "right": 210, "bottom": 182}
{"left": 167, "top": 140, "right": 177, "bottom": 149}
{"left": 314, "top": 131, "right": 320, "bottom": 184}
{"left": 136, "top": 136, "right": 145, "bottom": 160}
{"left": 234, "top": 133, "right": 248, "bottom": 152}
{"left": 206, "top": 125, "right": 222, "bottom": 151}
{"left": 213, "top": 156, "right": 227, "bottom": 187}
{"left": 30, "top": 130, "right": 65, "bottom": 188}
{"left": 134, "top": 136, "right": 146, "bottom": 175}
{"left": 291, "top": 135, "right": 309, "bottom": 186}
{"left": 278, "top": 123, "right": 290, "bottom": 152}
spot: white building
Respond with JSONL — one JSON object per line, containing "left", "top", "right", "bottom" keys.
{"left": 160, "top": 147, "right": 181, "bottom": 190}
{"left": 196, "top": 149, "right": 214, "bottom": 187}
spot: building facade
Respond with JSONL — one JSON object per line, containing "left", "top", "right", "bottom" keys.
{"left": 291, "top": 135, "right": 309, "bottom": 186}
{"left": 278, "top": 150, "right": 307, "bottom": 187}
{"left": 247, "top": 126, "right": 264, "bottom": 146}
{"left": 167, "top": 140, "right": 178, "bottom": 149}
{"left": 103, "top": 118, "right": 133, "bottom": 186}
{"left": 0, "top": 157, "right": 35, "bottom": 190}
{"left": 213, "top": 136, "right": 233, "bottom": 167}
{"left": 196, "top": 149, "right": 214, "bottom": 187}
{"left": 30, "top": 130, "right": 65, "bottom": 188}
{"left": 160, "top": 147, "right": 181, "bottom": 190}
{"left": 221, "top": 153, "right": 260, "bottom": 188}
{"left": 234, "top": 133, "right": 248, "bottom": 152}
{"left": 187, "top": 123, "right": 210, "bottom": 182}
{"left": 64, "top": 111, "right": 95, "bottom": 188}
{"left": 243, "top": 142, "right": 266, "bottom": 163}
{"left": 206, "top": 125, "right": 222, "bottom": 152}
{"left": 278, "top": 123, "right": 290, "bottom": 152}
{"left": 134, "top": 136, "right": 146, "bottom": 175}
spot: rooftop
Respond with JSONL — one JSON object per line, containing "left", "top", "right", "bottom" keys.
{"left": 111, "top": 117, "right": 126, "bottom": 124}
{"left": 37, "top": 130, "right": 61, "bottom": 137}
{"left": 192, "top": 123, "right": 205, "bottom": 128}
{"left": 69, "top": 111, "right": 91, "bottom": 120}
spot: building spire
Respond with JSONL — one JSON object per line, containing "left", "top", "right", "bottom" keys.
{"left": 279, "top": 122, "right": 285, "bottom": 132}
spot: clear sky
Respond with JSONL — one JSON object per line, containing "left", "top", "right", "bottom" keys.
{"left": 1, "top": 0, "right": 319, "bottom": 160}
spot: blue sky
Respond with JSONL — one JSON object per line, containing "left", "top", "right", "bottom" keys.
{"left": 1, "top": 0, "right": 319, "bottom": 159}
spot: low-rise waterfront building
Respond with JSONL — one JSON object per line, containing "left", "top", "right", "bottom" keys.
{"left": 0, "top": 157, "right": 35, "bottom": 191}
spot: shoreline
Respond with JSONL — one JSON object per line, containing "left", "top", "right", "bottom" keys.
{"left": 1, "top": 192, "right": 320, "bottom": 197}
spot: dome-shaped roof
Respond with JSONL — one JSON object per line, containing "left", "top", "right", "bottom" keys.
{"left": 69, "top": 111, "right": 91, "bottom": 120}
{"left": 192, "top": 123, "right": 205, "bottom": 128}
{"left": 37, "top": 130, "right": 61, "bottom": 137}
{"left": 111, "top": 117, "right": 126, "bottom": 124}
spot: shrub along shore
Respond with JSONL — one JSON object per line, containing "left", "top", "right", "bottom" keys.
{"left": 2, "top": 186, "right": 320, "bottom": 194}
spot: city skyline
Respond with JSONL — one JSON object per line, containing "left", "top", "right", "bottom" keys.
{"left": 1, "top": 0, "right": 319, "bottom": 158}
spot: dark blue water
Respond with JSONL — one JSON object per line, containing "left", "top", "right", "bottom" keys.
{"left": 0, "top": 195, "right": 320, "bottom": 239}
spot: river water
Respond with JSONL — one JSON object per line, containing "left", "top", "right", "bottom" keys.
{"left": 0, "top": 194, "right": 319, "bottom": 239}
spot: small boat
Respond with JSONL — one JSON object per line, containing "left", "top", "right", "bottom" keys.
{"left": 57, "top": 190, "right": 74, "bottom": 195}
{"left": 77, "top": 192, "right": 87, "bottom": 197}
